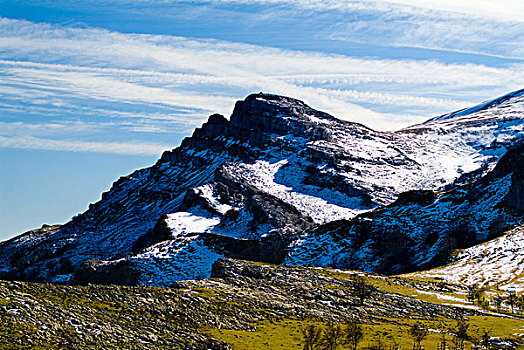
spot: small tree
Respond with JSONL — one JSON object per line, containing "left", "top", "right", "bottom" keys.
{"left": 437, "top": 324, "right": 449, "bottom": 350}
{"left": 344, "top": 318, "right": 363, "bottom": 350}
{"left": 301, "top": 323, "right": 323, "bottom": 350}
{"left": 321, "top": 322, "right": 344, "bottom": 350}
{"left": 517, "top": 294, "right": 524, "bottom": 315}
{"left": 467, "top": 284, "right": 486, "bottom": 306}
{"left": 351, "top": 275, "right": 374, "bottom": 306}
{"left": 450, "top": 319, "right": 469, "bottom": 350}
{"left": 467, "top": 284, "right": 478, "bottom": 304}
{"left": 409, "top": 322, "right": 428, "bottom": 350}
{"left": 493, "top": 295, "right": 504, "bottom": 311}
{"left": 506, "top": 290, "right": 517, "bottom": 314}
{"left": 480, "top": 298, "right": 490, "bottom": 311}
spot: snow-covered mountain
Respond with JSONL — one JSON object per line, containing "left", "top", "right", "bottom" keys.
{"left": 1, "top": 90, "right": 523, "bottom": 286}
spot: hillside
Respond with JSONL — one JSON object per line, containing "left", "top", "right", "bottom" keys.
{"left": 0, "top": 90, "right": 523, "bottom": 285}
{"left": 1, "top": 259, "right": 523, "bottom": 349}
{"left": 287, "top": 142, "right": 524, "bottom": 274}
{"left": 412, "top": 223, "right": 524, "bottom": 293}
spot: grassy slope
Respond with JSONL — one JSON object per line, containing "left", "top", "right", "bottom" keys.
{"left": 208, "top": 316, "right": 524, "bottom": 350}
{"left": 1, "top": 261, "right": 522, "bottom": 349}
{"left": 207, "top": 269, "right": 523, "bottom": 350}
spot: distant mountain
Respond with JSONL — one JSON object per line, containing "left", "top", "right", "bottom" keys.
{"left": 425, "top": 88, "right": 524, "bottom": 122}
{"left": 1, "top": 90, "right": 523, "bottom": 286}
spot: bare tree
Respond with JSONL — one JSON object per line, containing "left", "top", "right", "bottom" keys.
{"left": 517, "top": 294, "right": 524, "bottom": 314}
{"left": 321, "top": 322, "right": 344, "bottom": 350}
{"left": 506, "top": 290, "right": 517, "bottom": 314}
{"left": 301, "top": 323, "right": 323, "bottom": 350}
{"left": 344, "top": 318, "right": 363, "bottom": 350}
{"left": 351, "top": 275, "right": 374, "bottom": 306}
{"left": 467, "top": 284, "right": 478, "bottom": 304}
{"left": 408, "top": 322, "right": 428, "bottom": 350}
{"left": 437, "top": 324, "right": 449, "bottom": 350}
{"left": 493, "top": 294, "right": 504, "bottom": 311}
{"left": 450, "top": 319, "right": 469, "bottom": 350}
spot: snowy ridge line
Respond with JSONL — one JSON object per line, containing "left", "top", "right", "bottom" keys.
{"left": 424, "top": 88, "right": 524, "bottom": 123}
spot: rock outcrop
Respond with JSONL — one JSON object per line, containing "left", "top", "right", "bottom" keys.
{"left": 3, "top": 258, "right": 499, "bottom": 349}
{"left": 506, "top": 146, "right": 524, "bottom": 211}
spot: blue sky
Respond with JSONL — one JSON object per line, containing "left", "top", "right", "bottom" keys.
{"left": 1, "top": 0, "right": 523, "bottom": 240}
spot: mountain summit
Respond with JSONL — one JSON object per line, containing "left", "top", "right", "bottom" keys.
{"left": 1, "top": 91, "right": 523, "bottom": 286}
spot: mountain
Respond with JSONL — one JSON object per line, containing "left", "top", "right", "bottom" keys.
{"left": 287, "top": 142, "right": 524, "bottom": 274}
{"left": 411, "top": 223, "right": 524, "bottom": 292}
{"left": 1, "top": 90, "right": 523, "bottom": 286}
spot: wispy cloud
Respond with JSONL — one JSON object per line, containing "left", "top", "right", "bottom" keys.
{"left": 136, "top": 0, "right": 524, "bottom": 21}
{"left": 0, "top": 135, "right": 171, "bottom": 155}
{"left": 206, "top": 0, "right": 524, "bottom": 58}
{"left": 0, "top": 121, "right": 101, "bottom": 135}
{"left": 381, "top": 0, "right": 524, "bottom": 22}
{"left": 0, "top": 15, "right": 523, "bottom": 154}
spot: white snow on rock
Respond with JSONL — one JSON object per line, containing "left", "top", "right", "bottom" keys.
{"left": 426, "top": 89, "right": 524, "bottom": 122}
{"left": 193, "top": 183, "right": 232, "bottom": 215}
{"left": 165, "top": 211, "right": 221, "bottom": 237}
{"left": 224, "top": 159, "right": 365, "bottom": 224}
{"left": 414, "top": 225, "right": 524, "bottom": 292}
{"left": 130, "top": 238, "right": 224, "bottom": 285}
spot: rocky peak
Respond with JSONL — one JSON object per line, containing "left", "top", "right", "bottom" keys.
{"left": 229, "top": 92, "right": 336, "bottom": 139}
{"left": 171, "top": 93, "right": 336, "bottom": 163}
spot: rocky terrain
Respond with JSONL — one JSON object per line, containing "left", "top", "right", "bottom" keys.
{"left": 287, "top": 142, "right": 524, "bottom": 274}
{"left": 413, "top": 223, "right": 524, "bottom": 292}
{"left": 2, "top": 258, "right": 522, "bottom": 349}
{"left": 0, "top": 89, "right": 523, "bottom": 286}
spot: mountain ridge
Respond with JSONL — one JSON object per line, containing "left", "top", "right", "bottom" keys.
{"left": 1, "top": 90, "right": 523, "bottom": 286}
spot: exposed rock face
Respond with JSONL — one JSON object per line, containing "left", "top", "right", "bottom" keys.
{"left": 0, "top": 90, "right": 523, "bottom": 285}
{"left": 131, "top": 214, "right": 174, "bottom": 254}
{"left": 207, "top": 258, "right": 471, "bottom": 322}
{"left": 509, "top": 178, "right": 524, "bottom": 211}
{"left": 391, "top": 190, "right": 437, "bottom": 207}
{"left": 506, "top": 145, "right": 524, "bottom": 211}
{"left": 198, "top": 232, "right": 289, "bottom": 264}
{"left": 73, "top": 259, "right": 141, "bottom": 286}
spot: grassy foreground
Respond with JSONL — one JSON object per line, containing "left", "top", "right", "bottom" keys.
{"left": 1, "top": 259, "right": 523, "bottom": 349}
